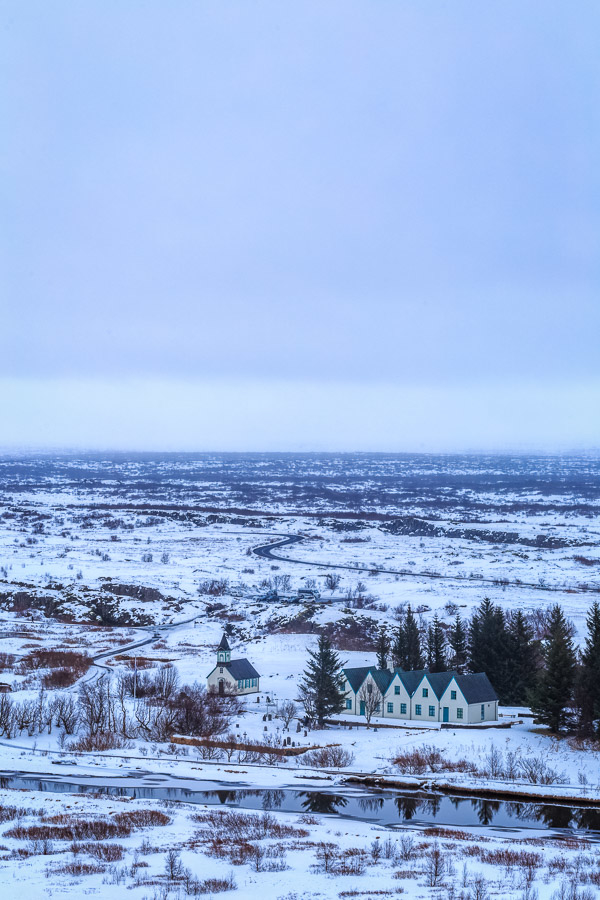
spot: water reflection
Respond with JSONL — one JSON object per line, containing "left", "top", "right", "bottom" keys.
{"left": 2, "top": 775, "right": 599, "bottom": 833}
{"left": 472, "top": 799, "right": 501, "bottom": 826}
{"left": 298, "top": 792, "right": 348, "bottom": 815}
{"left": 394, "top": 796, "right": 420, "bottom": 820}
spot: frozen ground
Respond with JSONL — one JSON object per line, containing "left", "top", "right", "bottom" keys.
{"left": 0, "top": 452, "right": 599, "bottom": 897}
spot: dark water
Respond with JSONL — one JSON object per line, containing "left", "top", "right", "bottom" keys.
{"left": 4, "top": 774, "right": 600, "bottom": 834}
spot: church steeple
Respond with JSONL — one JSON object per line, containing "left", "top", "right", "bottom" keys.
{"left": 217, "top": 633, "right": 231, "bottom": 664}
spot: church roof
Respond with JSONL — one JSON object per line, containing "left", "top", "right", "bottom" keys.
{"left": 217, "top": 633, "right": 231, "bottom": 652}
{"left": 224, "top": 658, "right": 260, "bottom": 680}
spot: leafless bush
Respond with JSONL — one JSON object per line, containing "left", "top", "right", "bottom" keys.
{"left": 398, "top": 834, "right": 416, "bottom": 861}
{"left": 302, "top": 745, "right": 355, "bottom": 768}
{"left": 193, "top": 810, "right": 306, "bottom": 842}
{"left": 68, "top": 731, "right": 131, "bottom": 752}
{"left": 0, "top": 653, "right": 15, "bottom": 671}
{"left": 425, "top": 843, "right": 447, "bottom": 887}
{"left": 311, "top": 842, "right": 366, "bottom": 875}
{"left": 393, "top": 745, "right": 475, "bottom": 775}
{"left": 197, "top": 579, "right": 229, "bottom": 596}
{"left": 55, "top": 861, "right": 105, "bottom": 876}
{"left": 276, "top": 700, "right": 297, "bottom": 728}
{"left": 72, "top": 841, "right": 125, "bottom": 861}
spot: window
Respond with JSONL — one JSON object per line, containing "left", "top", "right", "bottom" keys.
{"left": 415, "top": 704, "right": 422, "bottom": 715}
{"left": 394, "top": 686, "right": 400, "bottom": 695}
{"left": 238, "top": 679, "right": 243, "bottom": 689}
{"left": 422, "top": 688, "right": 428, "bottom": 697}
{"left": 387, "top": 702, "right": 394, "bottom": 713}
{"left": 400, "top": 703, "right": 407, "bottom": 715}
{"left": 450, "top": 690, "right": 457, "bottom": 700}
{"left": 429, "top": 706, "right": 435, "bottom": 717}
{"left": 346, "top": 699, "right": 352, "bottom": 709}
{"left": 457, "top": 708, "right": 463, "bottom": 719}
{"left": 219, "top": 667, "right": 223, "bottom": 674}
{"left": 252, "top": 678, "right": 257, "bottom": 686}
{"left": 481, "top": 704, "right": 485, "bottom": 720}
{"left": 367, "top": 683, "right": 373, "bottom": 694}
{"left": 375, "top": 703, "right": 381, "bottom": 713}
{"left": 245, "top": 679, "right": 249, "bottom": 688}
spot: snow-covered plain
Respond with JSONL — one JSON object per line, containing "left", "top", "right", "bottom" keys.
{"left": 0, "top": 452, "right": 599, "bottom": 897}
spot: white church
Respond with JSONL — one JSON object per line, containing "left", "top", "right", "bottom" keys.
{"left": 206, "top": 633, "right": 260, "bottom": 696}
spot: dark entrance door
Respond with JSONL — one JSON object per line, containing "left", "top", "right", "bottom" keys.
{"left": 218, "top": 679, "right": 225, "bottom": 696}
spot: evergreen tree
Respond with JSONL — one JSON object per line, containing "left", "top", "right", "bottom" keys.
{"left": 468, "top": 598, "right": 510, "bottom": 703}
{"left": 448, "top": 614, "right": 468, "bottom": 673}
{"left": 298, "top": 634, "right": 346, "bottom": 727}
{"left": 391, "top": 621, "right": 406, "bottom": 670}
{"left": 375, "top": 626, "right": 390, "bottom": 670}
{"left": 403, "top": 605, "right": 423, "bottom": 671}
{"left": 427, "top": 614, "right": 447, "bottom": 673}
{"left": 578, "top": 602, "right": 600, "bottom": 737}
{"left": 505, "top": 610, "right": 538, "bottom": 706}
{"left": 530, "top": 604, "right": 576, "bottom": 733}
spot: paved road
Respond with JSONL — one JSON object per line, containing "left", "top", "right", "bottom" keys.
{"left": 76, "top": 610, "right": 204, "bottom": 688}
{"left": 252, "top": 534, "right": 575, "bottom": 595}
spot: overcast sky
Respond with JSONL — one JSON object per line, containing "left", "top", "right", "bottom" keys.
{"left": 1, "top": 2, "right": 599, "bottom": 451}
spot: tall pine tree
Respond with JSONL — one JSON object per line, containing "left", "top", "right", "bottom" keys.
{"left": 448, "top": 614, "right": 468, "bottom": 673}
{"left": 468, "top": 598, "right": 510, "bottom": 703}
{"left": 375, "top": 626, "right": 390, "bottom": 670}
{"left": 403, "top": 605, "right": 423, "bottom": 671}
{"left": 505, "top": 610, "right": 539, "bottom": 705}
{"left": 530, "top": 604, "right": 576, "bottom": 733}
{"left": 578, "top": 602, "right": 600, "bottom": 737}
{"left": 427, "top": 615, "right": 447, "bottom": 673}
{"left": 391, "top": 621, "right": 406, "bottom": 670}
{"left": 298, "top": 634, "right": 346, "bottom": 728}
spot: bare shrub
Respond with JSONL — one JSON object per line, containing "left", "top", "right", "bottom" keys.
{"left": 193, "top": 810, "right": 305, "bottom": 842}
{"left": 393, "top": 746, "right": 475, "bottom": 775}
{"left": 55, "top": 861, "right": 105, "bottom": 876}
{"left": 425, "top": 843, "right": 447, "bottom": 887}
{"left": 325, "top": 573, "right": 341, "bottom": 592}
{"left": 197, "top": 579, "right": 229, "bottom": 596}
{"left": 73, "top": 841, "right": 125, "bottom": 862}
{"left": 0, "top": 653, "right": 15, "bottom": 671}
{"left": 276, "top": 700, "right": 297, "bottom": 729}
{"left": 68, "top": 732, "right": 131, "bottom": 752}
{"left": 302, "top": 746, "right": 355, "bottom": 768}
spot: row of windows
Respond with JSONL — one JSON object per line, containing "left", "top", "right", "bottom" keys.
{"left": 237, "top": 678, "right": 258, "bottom": 689}
{"left": 347, "top": 699, "right": 481, "bottom": 720}
{"left": 346, "top": 699, "right": 488, "bottom": 720}
{"left": 350, "top": 679, "right": 463, "bottom": 703}
{"left": 393, "top": 685, "right": 459, "bottom": 700}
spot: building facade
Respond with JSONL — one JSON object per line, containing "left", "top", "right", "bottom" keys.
{"left": 206, "top": 633, "right": 260, "bottom": 696}
{"left": 342, "top": 666, "right": 498, "bottom": 724}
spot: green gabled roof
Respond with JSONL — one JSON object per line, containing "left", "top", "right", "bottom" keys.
{"left": 343, "top": 667, "right": 372, "bottom": 693}
{"left": 423, "top": 671, "right": 455, "bottom": 699}
{"left": 371, "top": 668, "right": 394, "bottom": 695}
{"left": 454, "top": 672, "right": 497, "bottom": 704}
{"left": 343, "top": 666, "right": 393, "bottom": 695}
{"left": 395, "top": 669, "right": 428, "bottom": 696}
{"left": 343, "top": 666, "right": 498, "bottom": 704}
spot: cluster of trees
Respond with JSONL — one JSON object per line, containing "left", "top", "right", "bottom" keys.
{"left": 0, "top": 665, "right": 242, "bottom": 745}
{"left": 372, "top": 599, "right": 600, "bottom": 735}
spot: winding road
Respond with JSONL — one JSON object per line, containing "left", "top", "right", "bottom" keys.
{"left": 252, "top": 534, "right": 580, "bottom": 595}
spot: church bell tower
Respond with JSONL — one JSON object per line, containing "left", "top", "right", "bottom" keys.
{"left": 217, "top": 633, "right": 231, "bottom": 664}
